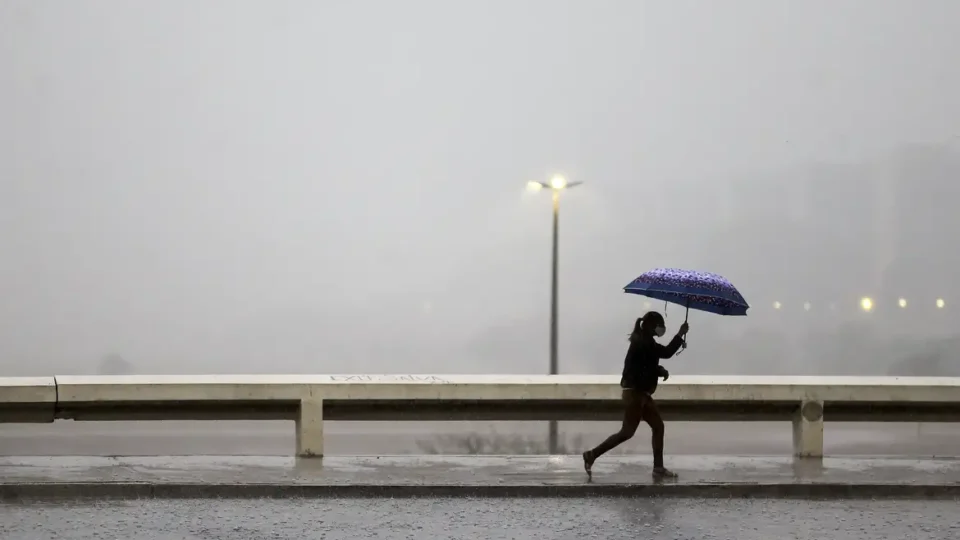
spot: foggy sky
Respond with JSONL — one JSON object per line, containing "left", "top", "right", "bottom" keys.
{"left": 2, "top": 0, "right": 959, "bottom": 376}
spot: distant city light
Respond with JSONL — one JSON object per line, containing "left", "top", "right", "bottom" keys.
{"left": 726, "top": 296, "right": 955, "bottom": 311}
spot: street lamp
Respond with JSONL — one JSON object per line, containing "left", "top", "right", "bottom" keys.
{"left": 860, "top": 297, "right": 874, "bottom": 312}
{"left": 527, "top": 174, "right": 582, "bottom": 454}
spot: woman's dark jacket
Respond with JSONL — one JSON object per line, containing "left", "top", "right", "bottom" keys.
{"left": 620, "top": 334, "right": 683, "bottom": 394}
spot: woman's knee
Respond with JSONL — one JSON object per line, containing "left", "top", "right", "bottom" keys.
{"left": 648, "top": 419, "right": 665, "bottom": 436}
{"left": 618, "top": 424, "right": 639, "bottom": 440}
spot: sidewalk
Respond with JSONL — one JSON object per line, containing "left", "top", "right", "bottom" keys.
{"left": 2, "top": 455, "right": 959, "bottom": 499}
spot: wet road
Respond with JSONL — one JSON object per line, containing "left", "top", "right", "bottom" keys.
{"left": 3, "top": 497, "right": 958, "bottom": 539}
{"left": 2, "top": 420, "right": 960, "bottom": 457}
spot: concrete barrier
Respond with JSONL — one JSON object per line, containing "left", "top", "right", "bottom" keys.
{"left": 0, "top": 377, "right": 57, "bottom": 423}
{"left": 5, "top": 375, "right": 960, "bottom": 459}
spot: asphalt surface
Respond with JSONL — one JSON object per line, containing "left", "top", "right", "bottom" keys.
{"left": 2, "top": 420, "right": 960, "bottom": 457}
{"left": 3, "top": 498, "right": 959, "bottom": 540}
{"left": 3, "top": 422, "right": 958, "bottom": 538}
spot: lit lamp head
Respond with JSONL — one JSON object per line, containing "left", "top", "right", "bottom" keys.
{"left": 526, "top": 175, "right": 582, "bottom": 195}
{"left": 936, "top": 298, "right": 946, "bottom": 309}
{"left": 860, "top": 297, "right": 874, "bottom": 312}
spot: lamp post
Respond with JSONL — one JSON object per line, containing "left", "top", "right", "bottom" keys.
{"left": 527, "top": 175, "right": 583, "bottom": 454}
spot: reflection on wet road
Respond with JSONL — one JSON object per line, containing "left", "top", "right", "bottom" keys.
{"left": 4, "top": 455, "right": 960, "bottom": 489}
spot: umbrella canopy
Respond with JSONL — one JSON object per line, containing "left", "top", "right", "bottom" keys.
{"left": 623, "top": 268, "right": 750, "bottom": 317}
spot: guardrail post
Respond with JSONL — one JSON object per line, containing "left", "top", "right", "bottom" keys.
{"left": 792, "top": 400, "right": 824, "bottom": 458}
{"left": 296, "top": 399, "right": 324, "bottom": 458}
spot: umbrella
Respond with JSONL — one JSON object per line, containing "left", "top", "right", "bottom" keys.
{"left": 623, "top": 268, "right": 749, "bottom": 348}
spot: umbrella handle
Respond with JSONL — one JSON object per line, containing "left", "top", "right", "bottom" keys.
{"left": 681, "top": 302, "right": 689, "bottom": 349}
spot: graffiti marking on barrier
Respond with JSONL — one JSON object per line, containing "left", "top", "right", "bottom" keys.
{"left": 328, "top": 375, "right": 449, "bottom": 383}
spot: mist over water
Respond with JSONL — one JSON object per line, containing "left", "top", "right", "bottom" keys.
{"left": 2, "top": 1, "right": 959, "bottom": 380}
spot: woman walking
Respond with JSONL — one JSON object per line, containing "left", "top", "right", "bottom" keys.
{"left": 582, "top": 311, "right": 688, "bottom": 479}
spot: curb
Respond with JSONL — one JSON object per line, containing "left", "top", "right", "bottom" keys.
{"left": 3, "top": 483, "right": 960, "bottom": 501}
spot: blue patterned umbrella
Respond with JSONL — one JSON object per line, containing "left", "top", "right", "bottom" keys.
{"left": 624, "top": 268, "right": 749, "bottom": 350}
{"left": 623, "top": 268, "right": 750, "bottom": 318}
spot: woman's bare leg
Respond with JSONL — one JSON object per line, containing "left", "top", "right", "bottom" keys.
{"left": 642, "top": 397, "right": 677, "bottom": 477}
{"left": 583, "top": 390, "right": 645, "bottom": 478}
